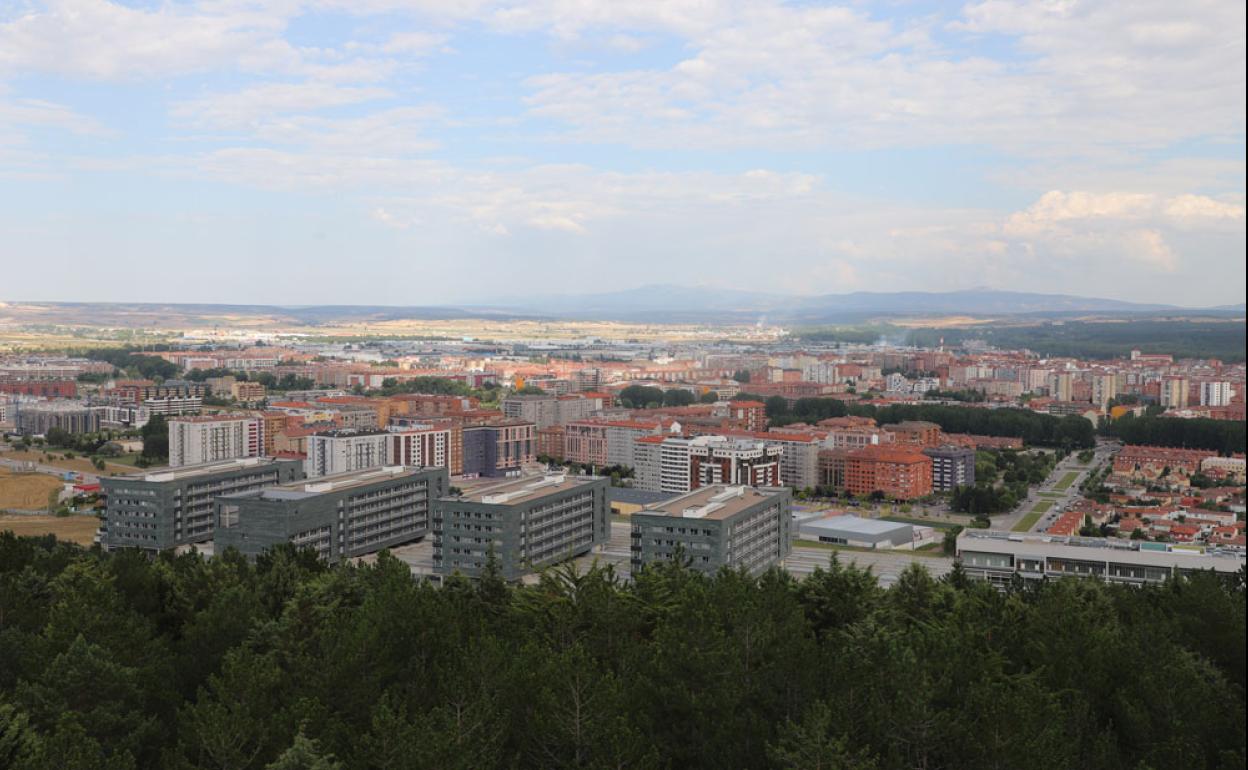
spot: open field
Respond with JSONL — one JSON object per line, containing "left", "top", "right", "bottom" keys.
{"left": 1012, "top": 500, "right": 1055, "bottom": 532}
{"left": 1054, "top": 472, "right": 1080, "bottom": 491}
{"left": 0, "top": 470, "right": 63, "bottom": 510}
{"left": 0, "top": 514, "right": 99, "bottom": 545}
{"left": 1, "top": 449, "right": 151, "bottom": 476}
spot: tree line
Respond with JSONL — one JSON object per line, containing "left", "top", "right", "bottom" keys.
{"left": 1101, "top": 414, "right": 1245, "bottom": 455}
{"left": 739, "top": 396, "right": 1097, "bottom": 449}
{"left": 0, "top": 533, "right": 1243, "bottom": 770}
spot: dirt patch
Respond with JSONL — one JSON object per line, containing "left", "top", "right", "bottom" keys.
{"left": 0, "top": 514, "right": 100, "bottom": 545}
{"left": 0, "top": 470, "right": 64, "bottom": 510}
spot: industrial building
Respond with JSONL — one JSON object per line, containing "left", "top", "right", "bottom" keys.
{"left": 956, "top": 530, "right": 1246, "bottom": 588}
{"left": 432, "top": 473, "right": 610, "bottom": 580}
{"left": 630, "top": 485, "right": 792, "bottom": 575}
{"left": 798, "top": 515, "right": 915, "bottom": 549}
{"left": 100, "top": 457, "right": 304, "bottom": 552}
{"left": 215, "top": 465, "right": 448, "bottom": 560}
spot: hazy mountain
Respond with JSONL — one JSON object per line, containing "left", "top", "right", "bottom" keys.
{"left": 481, "top": 285, "right": 1187, "bottom": 321}
{"left": 3, "top": 289, "right": 1240, "bottom": 329}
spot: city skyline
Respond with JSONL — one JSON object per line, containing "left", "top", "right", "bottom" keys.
{"left": 1, "top": 0, "right": 1245, "bottom": 306}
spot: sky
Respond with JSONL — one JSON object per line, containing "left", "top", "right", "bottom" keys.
{"left": 0, "top": 0, "right": 1244, "bottom": 307}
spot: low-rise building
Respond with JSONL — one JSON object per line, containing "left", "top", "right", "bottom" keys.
{"left": 957, "top": 529, "right": 1245, "bottom": 587}
{"left": 432, "top": 473, "right": 609, "bottom": 579}
{"left": 215, "top": 466, "right": 448, "bottom": 560}
{"left": 629, "top": 485, "right": 792, "bottom": 575}
{"left": 798, "top": 515, "right": 914, "bottom": 549}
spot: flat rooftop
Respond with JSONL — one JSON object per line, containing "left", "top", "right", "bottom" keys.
{"left": 120, "top": 456, "right": 281, "bottom": 483}
{"left": 452, "top": 473, "right": 600, "bottom": 506}
{"left": 802, "top": 515, "right": 909, "bottom": 536}
{"left": 248, "top": 466, "right": 420, "bottom": 500}
{"left": 640, "top": 485, "right": 779, "bottom": 521}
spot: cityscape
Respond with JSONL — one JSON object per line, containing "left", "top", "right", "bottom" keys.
{"left": 1, "top": 1, "right": 1244, "bottom": 769}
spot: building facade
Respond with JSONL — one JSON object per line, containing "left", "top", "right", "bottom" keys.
{"left": 630, "top": 486, "right": 792, "bottom": 575}
{"left": 433, "top": 474, "right": 609, "bottom": 579}
{"left": 100, "top": 457, "right": 304, "bottom": 552}
{"left": 215, "top": 466, "right": 448, "bottom": 560}
{"left": 956, "top": 530, "right": 1245, "bottom": 588}
{"left": 923, "top": 445, "right": 976, "bottom": 492}
{"left": 844, "top": 445, "right": 933, "bottom": 499}
{"left": 168, "top": 414, "right": 264, "bottom": 468}
{"left": 461, "top": 421, "right": 536, "bottom": 477}
{"left": 304, "top": 429, "right": 391, "bottom": 478}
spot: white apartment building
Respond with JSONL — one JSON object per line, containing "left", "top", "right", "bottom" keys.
{"left": 305, "top": 429, "right": 391, "bottom": 478}
{"left": 168, "top": 415, "right": 264, "bottom": 468}
{"left": 1199, "top": 380, "right": 1233, "bottom": 407}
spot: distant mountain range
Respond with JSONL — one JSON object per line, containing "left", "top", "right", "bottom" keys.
{"left": 1, "top": 288, "right": 1242, "bottom": 328}
{"left": 482, "top": 285, "right": 1238, "bottom": 323}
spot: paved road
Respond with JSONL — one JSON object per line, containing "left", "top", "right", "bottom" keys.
{"left": 995, "top": 443, "right": 1119, "bottom": 533}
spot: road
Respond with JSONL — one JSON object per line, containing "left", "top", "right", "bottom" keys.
{"left": 995, "top": 442, "right": 1119, "bottom": 534}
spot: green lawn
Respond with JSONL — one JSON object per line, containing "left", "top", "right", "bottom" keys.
{"left": 1011, "top": 501, "right": 1054, "bottom": 533}
{"left": 1037, "top": 492, "right": 1062, "bottom": 499}
{"left": 1053, "top": 472, "right": 1080, "bottom": 491}
{"left": 881, "top": 516, "right": 959, "bottom": 530}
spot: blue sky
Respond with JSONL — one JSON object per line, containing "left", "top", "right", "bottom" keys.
{"left": 1, "top": 0, "right": 1244, "bottom": 307}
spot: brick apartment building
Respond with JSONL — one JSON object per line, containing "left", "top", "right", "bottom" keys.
{"left": 844, "top": 445, "right": 933, "bottom": 499}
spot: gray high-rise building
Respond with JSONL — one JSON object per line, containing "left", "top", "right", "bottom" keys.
{"left": 433, "top": 473, "right": 609, "bottom": 580}
{"left": 630, "top": 485, "right": 792, "bottom": 575}
{"left": 922, "top": 445, "right": 976, "bottom": 491}
{"left": 214, "top": 465, "right": 448, "bottom": 560}
{"left": 100, "top": 457, "right": 304, "bottom": 552}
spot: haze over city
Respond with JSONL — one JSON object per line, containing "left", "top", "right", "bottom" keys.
{"left": 1, "top": 0, "right": 1245, "bottom": 305}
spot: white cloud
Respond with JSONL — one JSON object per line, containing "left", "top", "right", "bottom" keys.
{"left": 172, "top": 82, "right": 394, "bottom": 129}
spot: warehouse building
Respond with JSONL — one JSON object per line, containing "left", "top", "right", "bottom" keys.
{"left": 433, "top": 473, "right": 609, "bottom": 580}
{"left": 215, "top": 465, "right": 448, "bottom": 560}
{"left": 798, "top": 515, "right": 914, "bottom": 549}
{"left": 630, "top": 485, "right": 792, "bottom": 575}
{"left": 100, "top": 457, "right": 304, "bottom": 552}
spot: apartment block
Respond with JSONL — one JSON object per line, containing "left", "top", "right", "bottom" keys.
{"left": 922, "top": 445, "right": 976, "bottom": 492}
{"left": 305, "top": 428, "right": 391, "bottom": 478}
{"left": 845, "top": 445, "right": 933, "bottom": 499}
{"left": 433, "top": 473, "right": 609, "bottom": 580}
{"left": 15, "top": 400, "right": 99, "bottom": 435}
{"left": 501, "top": 394, "right": 595, "bottom": 429}
{"left": 215, "top": 466, "right": 448, "bottom": 560}
{"left": 168, "top": 414, "right": 264, "bottom": 468}
{"left": 100, "top": 457, "right": 304, "bottom": 552}
{"left": 629, "top": 486, "right": 792, "bottom": 575}
{"left": 462, "top": 421, "right": 536, "bottom": 477}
